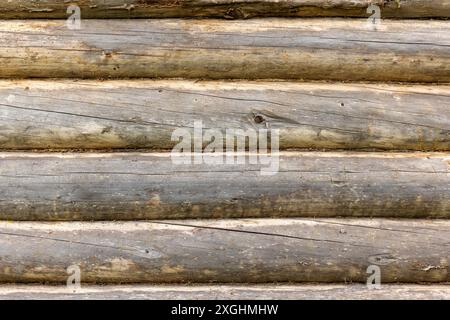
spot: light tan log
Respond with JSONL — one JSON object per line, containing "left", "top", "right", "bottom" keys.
{"left": 0, "top": 19, "right": 449, "bottom": 82}
{"left": 1, "top": 80, "right": 450, "bottom": 151}
{"left": 0, "top": 0, "right": 449, "bottom": 19}
{"left": 0, "top": 218, "right": 449, "bottom": 283}
{"left": 1, "top": 284, "right": 450, "bottom": 300}
{"left": 0, "top": 152, "right": 449, "bottom": 220}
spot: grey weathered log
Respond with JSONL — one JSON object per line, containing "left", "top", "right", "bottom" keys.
{"left": 1, "top": 80, "right": 450, "bottom": 151}
{"left": 0, "top": 0, "right": 449, "bottom": 19}
{"left": 0, "top": 219, "right": 448, "bottom": 283}
{"left": 0, "top": 19, "right": 449, "bottom": 82}
{"left": 0, "top": 152, "right": 449, "bottom": 220}
{"left": 1, "top": 284, "right": 450, "bottom": 300}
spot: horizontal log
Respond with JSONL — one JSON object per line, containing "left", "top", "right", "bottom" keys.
{"left": 0, "top": 152, "right": 449, "bottom": 220}
{"left": 0, "top": 19, "right": 449, "bottom": 82}
{"left": 0, "top": 219, "right": 449, "bottom": 283}
{"left": 1, "top": 80, "right": 450, "bottom": 151}
{"left": 0, "top": 0, "right": 449, "bottom": 19}
{"left": 1, "top": 284, "right": 450, "bottom": 300}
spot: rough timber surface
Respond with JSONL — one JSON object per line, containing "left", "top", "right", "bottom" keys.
{"left": 0, "top": 284, "right": 450, "bottom": 300}
{"left": 0, "top": 0, "right": 449, "bottom": 19}
{"left": 0, "top": 152, "right": 449, "bottom": 220}
{"left": 1, "top": 80, "right": 450, "bottom": 151}
{"left": 0, "top": 219, "right": 448, "bottom": 283}
{"left": 0, "top": 19, "right": 449, "bottom": 82}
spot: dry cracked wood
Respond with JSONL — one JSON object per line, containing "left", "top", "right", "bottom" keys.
{"left": 1, "top": 284, "right": 450, "bottom": 300}
{"left": 0, "top": 152, "right": 449, "bottom": 220}
{"left": 1, "top": 80, "right": 450, "bottom": 151}
{"left": 0, "top": 0, "right": 449, "bottom": 19}
{"left": 1, "top": 19, "right": 449, "bottom": 82}
{"left": 0, "top": 218, "right": 448, "bottom": 283}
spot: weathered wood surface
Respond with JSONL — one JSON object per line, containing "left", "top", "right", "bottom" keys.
{"left": 1, "top": 19, "right": 449, "bottom": 82}
{"left": 1, "top": 284, "right": 450, "bottom": 300}
{"left": 0, "top": 219, "right": 448, "bottom": 283}
{"left": 1, "top": 80, "right": 450, "bottom": 151}
{"left": 0, "top": 0, "right": 449, "bottom": 19}
{"left": 0, "top": 152, "right": 449, "bottom": 220}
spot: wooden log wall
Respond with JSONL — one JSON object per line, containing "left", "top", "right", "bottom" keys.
{"left": 0, "top": 0, "right": 448, "bottom": 298}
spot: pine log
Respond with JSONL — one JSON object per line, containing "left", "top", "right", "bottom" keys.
{"left": 0, "top": 19, "right": 449, "bottom": 82}
{"left": 0, "top": 152, "right": 449, "bottom": 220}
{"left": 0, "top": 218, "right": 448, "bottom": 283}
{"left": 0, "top": 0, "right": 448, "bottom": 19}
{"left": 1, "top": 284, "right": 449, "bottom": 300}
{"left": 0, "top": 80, "right": 449, "bottom": 151}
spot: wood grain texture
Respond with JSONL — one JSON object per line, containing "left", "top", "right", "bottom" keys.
{"left": 0, "top": 152, "right": 449, "bottom": 220}
{"left": 0, "top": 218, "right": 448, "bottom": 283}
{"left": 1, "top": 19, "right": 449, "bottom": 82}
{"left": 0, "top": 0, "right": 449, "bottom": 19}
{"left": 1, "top": 284, "right": 450, "bottom": 300}
{"left": 1, "top": 80, "right": 450, "bottom": 151}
